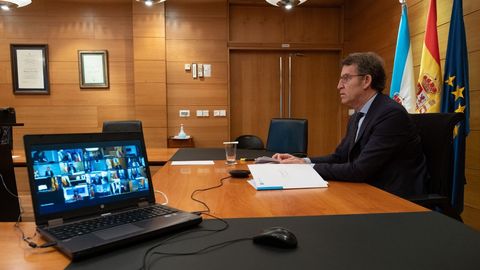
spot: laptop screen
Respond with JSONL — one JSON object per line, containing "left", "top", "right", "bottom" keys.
{"left": 24, "top": 133, "right": 153, "bottom": 220}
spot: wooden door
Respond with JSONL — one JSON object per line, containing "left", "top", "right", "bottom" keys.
{"left": 230, "top": 51, "right": 284, "bottom": 142}
{"left": 230, "top": 50, "right": 342, "bottom": 156}
{"left": 288, "top": 51, "right": 342, "bottom": 155}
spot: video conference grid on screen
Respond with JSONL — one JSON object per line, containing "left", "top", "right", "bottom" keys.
{"left": 30, "top": 143, "right": 149, "bottom": 215}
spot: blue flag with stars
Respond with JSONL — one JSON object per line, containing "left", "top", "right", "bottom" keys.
{"left": 441, "top": 0, "right": 469, "bottom": 214}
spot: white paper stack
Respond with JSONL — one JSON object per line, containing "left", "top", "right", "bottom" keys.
{"left": 247, "top": 164, "right": 328, "bottom": 190}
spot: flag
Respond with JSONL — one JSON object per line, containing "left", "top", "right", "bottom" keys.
{"left": 441, "top": 0, "right": 469, "bottom": 213}
{"left": 390, "top": 2, "right": 416, "bottom": 113}
{"left": 416, "top": 0, "right": 442, "bottom": 113}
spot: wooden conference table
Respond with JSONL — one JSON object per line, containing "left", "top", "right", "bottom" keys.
{"left": 0, "top": 159, "right": 426, "bottom": 270}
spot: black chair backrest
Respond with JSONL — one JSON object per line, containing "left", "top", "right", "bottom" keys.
{"left": 235, "top": 135, "right": 264, "bottom": 150}
{"left": 266, "top": 118, "right": 308, "bottom": 156}
{"left": 0, "top": 107, "right": 16, "bottom": 150}
{"left": 409, "top": 113, "right": 465, "bottom": 197}
{"left": 102, "top": 120, "right": 143, "bottom": 133}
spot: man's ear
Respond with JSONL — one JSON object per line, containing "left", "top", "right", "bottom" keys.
{"left": 362, "top": 74, "right": 372, "bottom": 90}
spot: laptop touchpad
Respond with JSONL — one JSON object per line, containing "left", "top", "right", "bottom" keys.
{"left": 94, "top": 224, "right": 144, "bottom": 240}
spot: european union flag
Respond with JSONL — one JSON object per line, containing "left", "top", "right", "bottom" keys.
{"left": 441, "top": 0, "right": 470, "bottom": 214}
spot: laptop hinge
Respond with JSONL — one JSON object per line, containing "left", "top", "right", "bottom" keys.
{"left": 48, "top": 218, "right": 63, "bottom": 227}
{"left": 138, "top": 201, "right": 149, "bottom": 207}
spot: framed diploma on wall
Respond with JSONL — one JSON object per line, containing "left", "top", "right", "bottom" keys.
{"left": 78, "top": 50, "right": 109, "bottom": 89}
{"left": 10, "top": 44, "right": 50, "bottom": 95}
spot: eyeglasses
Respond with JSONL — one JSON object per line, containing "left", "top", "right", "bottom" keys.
{"left": 339, "top": 74, "right": 366, "bottom": 84}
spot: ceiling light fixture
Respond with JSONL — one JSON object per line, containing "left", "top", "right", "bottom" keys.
{"left": 266, "top": 0, "right": 307, "bottom": 10}
{"left": 136, "top": 0, "right": 166, "bottom": 7}
{"left": 0, "top": 0, "right": 32, "bottom": 10}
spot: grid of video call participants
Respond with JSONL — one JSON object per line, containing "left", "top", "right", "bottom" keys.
{"left": 31, "top": 145, "right": 149, "bottom": 205}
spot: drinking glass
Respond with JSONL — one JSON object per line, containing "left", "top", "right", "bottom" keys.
{"left": 223, "top": 141, "right": 238, "bottom": 165}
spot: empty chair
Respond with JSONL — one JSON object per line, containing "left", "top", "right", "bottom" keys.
{"left": 408, "top": 113, "right": 465, "bottom": 221}
{"left": 0, "top": 107, "right": 16, "bottom": 150}
{"left": 102, "top": 120, "right": 143, "bottom": 133}
{"left": 266, "top": 118, "right": 308, "bottom": 157}
{"left": 235, "top": 135, "right": 264, "bottom": 150}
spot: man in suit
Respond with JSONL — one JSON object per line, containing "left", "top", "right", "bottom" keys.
{"left": 273, "top": 52, "right": 428, "bottom": 197}
{"left": 44, "top": 166, "right": 55, "bottom": 177}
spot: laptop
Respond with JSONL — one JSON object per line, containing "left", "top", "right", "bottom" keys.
{"left": 24, "top": 132, "right": 202, "bottom": 260}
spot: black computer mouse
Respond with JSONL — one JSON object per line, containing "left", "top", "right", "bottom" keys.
{"left": 229, "top": 169, "right": 250, "bottom": 178}
{"left": 252, "top": 227, "right": 298, "bottom": 249}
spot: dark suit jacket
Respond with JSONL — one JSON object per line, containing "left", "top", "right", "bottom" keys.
{"left": 311, "top": 94, "right": 428, "bottom": 197}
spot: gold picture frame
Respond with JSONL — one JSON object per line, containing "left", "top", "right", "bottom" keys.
{"left": 78, "top": 50, "right": 109, "bottom": 89}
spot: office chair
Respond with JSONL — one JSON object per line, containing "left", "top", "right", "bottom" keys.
{"left": 102, "top": 120, "right": 143, "bottom": 133}
{"left": 235, "top": 135, "right": 264, "bottom": 150}
{"left": 0, "top": 107, "right": 16, "bottom": 150}
{"left": 408, "top": 113, "right": 465, "bottom": 221}
{"left": 265, "top": 118, "right": 308, "bottom": 157}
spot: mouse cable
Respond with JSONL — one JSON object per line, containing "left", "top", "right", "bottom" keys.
{"left": 141, "top": 212, "right": 231, "bottom": 270}
{"left": 144, "top": 237, "right": 252, "bottom": 270}
{"left": 190, "top": 175, "right": 231, "bottom": 214}
{"left": 141, "top": 213, "right": 251, "bottom": 270}
{"left": 1, "top": 173, "right": 57, "bottom": 249}
{"left": 141, "top": 175, "right": 233, "bottom": 270}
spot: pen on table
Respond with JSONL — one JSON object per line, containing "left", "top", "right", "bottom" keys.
{"left": 240, "top": 158, "right": 254, "bottom": 161}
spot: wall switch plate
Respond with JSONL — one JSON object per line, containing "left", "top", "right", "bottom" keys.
{"left": 204, "top": 64, "right": 211, "bottom": 77}
{"left": 196, "top": 110, "right": 209, "bottom": 117}
{"left": 214, "top": 110, "right": 226, "bottom": 117}
{"left": 192, "top": 63, "right": 197, "bottom": 79}
{"left": 198, "top": 64, "right": 204, "bottom": 78}
{"left": 179, "top": 110, "right": 190, "bottom": 117}
{"left": 184, "top": 64, "right": 191, "bottom": 71}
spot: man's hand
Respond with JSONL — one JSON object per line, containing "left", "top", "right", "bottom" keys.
{"left": 272, "top": 153, "right": 306, "bottom": 164}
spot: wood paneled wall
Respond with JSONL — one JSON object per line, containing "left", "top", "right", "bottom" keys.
{"left": 0, "top": 0, "right": 136, "bottom": 153}
{"left": 229, "top": 5, "right": 342, "bottom": 47}
{"left": 165, "top": 0, "right": 229, "bottom": 147}
{"left": 345, "top": 0, "right": 480, "bottom": 230}
{"left": 132, "top": 1, "right": 167, "bottom": 148}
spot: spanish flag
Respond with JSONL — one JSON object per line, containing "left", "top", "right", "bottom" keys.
{"left": 416, "top": 0, "right": 442, "bottom": 113}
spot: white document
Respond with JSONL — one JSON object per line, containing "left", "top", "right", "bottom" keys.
{"left": 171, "top": 160, "right": 214, "bottom": 166}
{"left": 82, "top": 54, "right": 105, "bottom": 84}
{"left": 17, "top": 49, "right": 45, "bottom": 89}
{"left": 247, "top": 164, "right": 328, "bottom": 190}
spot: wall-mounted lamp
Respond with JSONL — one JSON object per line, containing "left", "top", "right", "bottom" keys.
{"left": 265, "top": 0, "right": 307, "bottom": 10}
{"left": 0, "top": 0, "right": 32, "bottom": 11}
{"left": 136, "top": 0, "right": 166, "bottom": 7}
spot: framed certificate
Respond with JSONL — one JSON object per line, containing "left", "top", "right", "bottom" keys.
{"left": 78, "top": 50, "right": 109, "bottom": 89}
{"left": 10, "top": 44, "right": 50, "bottom": 95}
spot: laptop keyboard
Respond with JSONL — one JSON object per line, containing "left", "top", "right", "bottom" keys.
{"left": 46, "top": 205, "right": 177, "bottom": 240}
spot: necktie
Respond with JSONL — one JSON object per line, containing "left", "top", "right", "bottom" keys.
{"left": 348, "top": 112, "right": 364, "bottom": 162}
{"left": 353, "top": 112, "right": 365, "bottom": 142}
